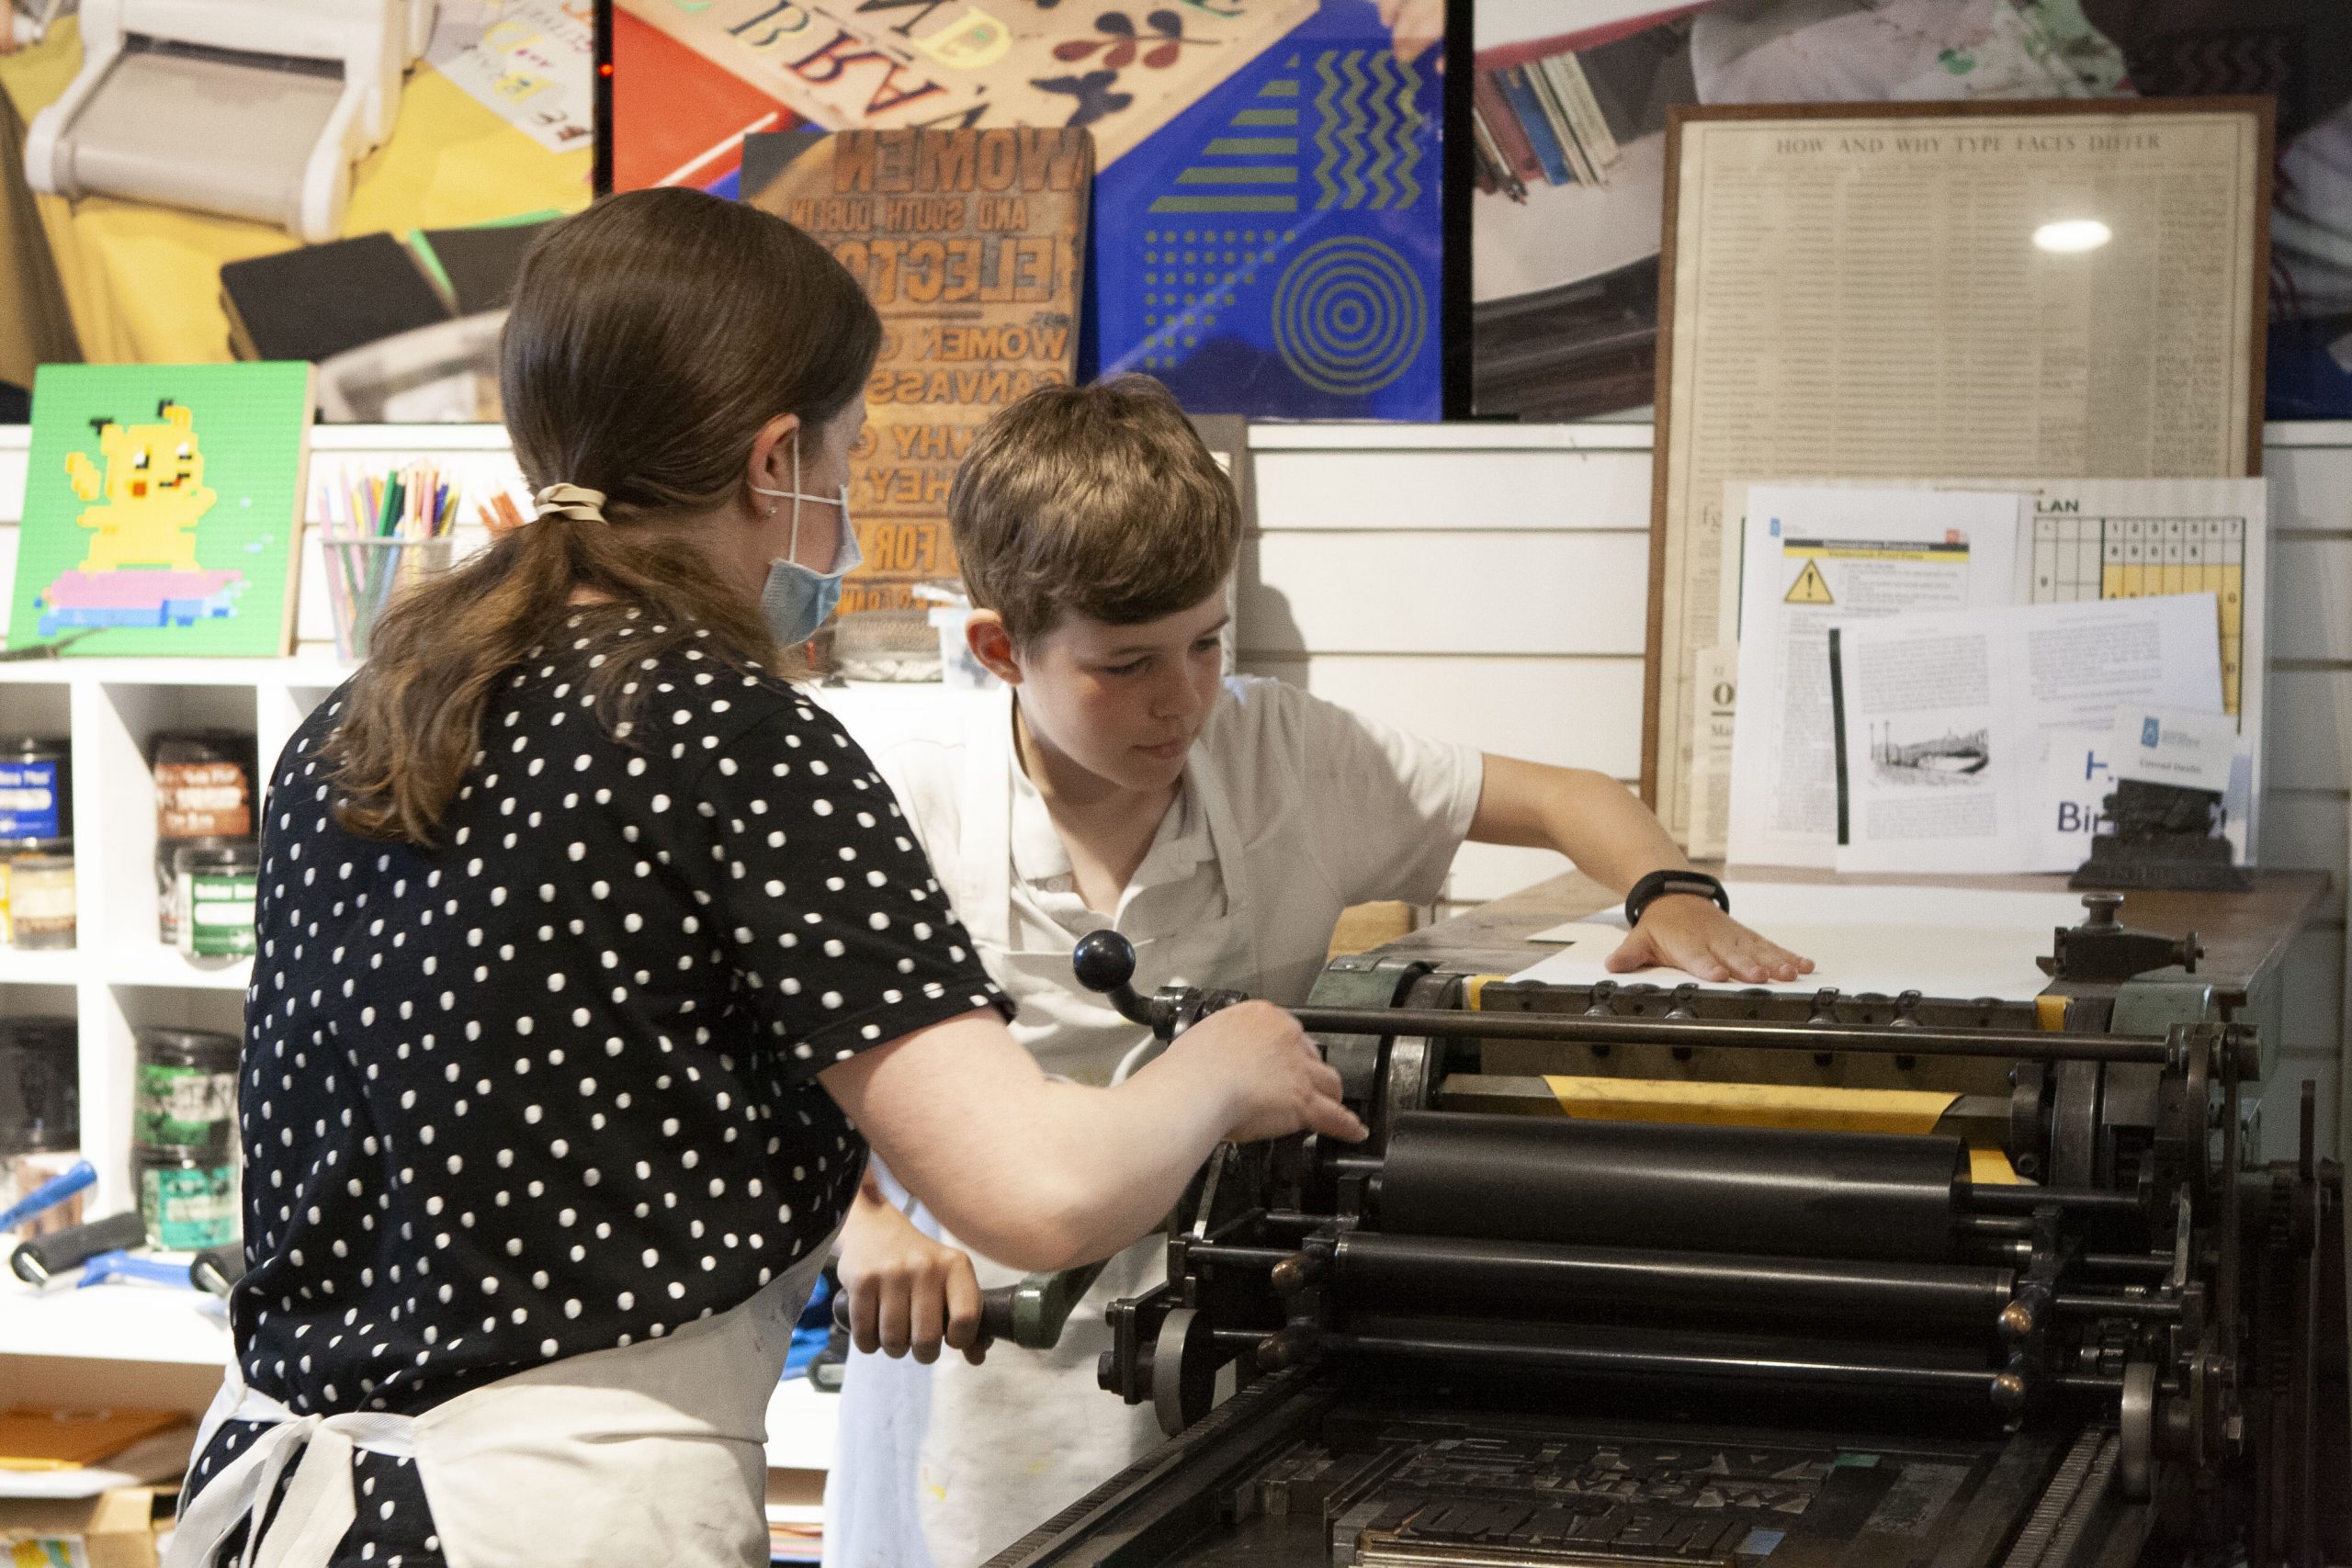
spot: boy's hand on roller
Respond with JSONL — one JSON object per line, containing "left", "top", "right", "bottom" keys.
{"left": 1175, "top": 999, "right": 1366, "bottom": 1145}
{"left": 838, "top": 1180, "right": 989, "bottom": 1365}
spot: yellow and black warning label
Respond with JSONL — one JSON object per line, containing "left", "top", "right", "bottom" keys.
{"left": 1784, "top": 558, "right": 1835, "bottom": 604}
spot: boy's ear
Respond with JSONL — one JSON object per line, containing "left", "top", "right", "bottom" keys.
{"left": 966, "top": 609, "right": 1023, "bottom": 685}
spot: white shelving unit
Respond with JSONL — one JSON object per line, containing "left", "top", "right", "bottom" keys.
{"left": 0, "top": 659, "right": 352, "bottom": 1224}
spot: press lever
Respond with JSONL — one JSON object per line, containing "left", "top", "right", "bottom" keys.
{"left": 1073, "top": 931, "right": 1250, "bottom": 1041}
{"left": 1073, "top": 930, "right": 1178, "bottom": 1036}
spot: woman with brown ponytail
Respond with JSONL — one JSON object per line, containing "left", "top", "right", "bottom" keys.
{"left": 165, "top": 186, "right": 1361, "bottom": 1568}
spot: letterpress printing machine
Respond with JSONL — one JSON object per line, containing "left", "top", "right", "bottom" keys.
{"left": 988, "top": 887, "right": 2347, "bottom": 1568}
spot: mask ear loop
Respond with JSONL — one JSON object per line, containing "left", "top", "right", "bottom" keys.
{"left": 789, "top": 431, "right": 805, "bottom": 565}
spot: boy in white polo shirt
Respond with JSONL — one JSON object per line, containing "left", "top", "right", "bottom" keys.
{"left": 824, "top": 376, "right": 1808, "bottom": 1568}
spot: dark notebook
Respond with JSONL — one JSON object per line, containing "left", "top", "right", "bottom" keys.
{"left": 219, "top": 233, "right": 450, "bottom": 363}
{"left": 415, "top": 220, "right": 554, "bottom": 316}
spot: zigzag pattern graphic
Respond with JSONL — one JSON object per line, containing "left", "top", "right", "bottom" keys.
{"left": 2126, "top": 30, "right": 2294, "bottom": 98}
{"left": 1310, "top": 49, "right": 1427, "bottom": 211}
{"left": 1391, "top": 51, "right": 1422, "bottom": 209}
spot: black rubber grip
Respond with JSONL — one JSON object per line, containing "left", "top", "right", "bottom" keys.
{"left": 831, "top": 1282, "right": 1019, "bottom": 1345}
{"left": 11, "top": 1212, "right": 148, "bottom": 1284}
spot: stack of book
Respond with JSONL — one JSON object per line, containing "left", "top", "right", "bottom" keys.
{"left": 1470, "top": 15, "right": 1696, "bottom": 201}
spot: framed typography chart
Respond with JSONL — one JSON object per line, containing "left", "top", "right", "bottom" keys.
{"left": 1643, "top": 97, "right": 2273, "bottom": 844}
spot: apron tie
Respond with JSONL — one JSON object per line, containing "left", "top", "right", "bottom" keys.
{"left": 166, "top": 1385, "right": 414, "bottom": 1568}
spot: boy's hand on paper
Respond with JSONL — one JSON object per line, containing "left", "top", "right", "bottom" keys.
{"left": 839, "top": 1181, "right": 989, "bottom": 1366}
{"left": 1610, "top": 897, "right": 1814, "bottom": 986}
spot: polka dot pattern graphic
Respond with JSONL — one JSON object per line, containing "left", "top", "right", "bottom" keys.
{"left": 189, "top": 615, "right": 1007, "bottom": 1552}
{"left": 1270, "top": 235, "right": 1427, "bottom": 397}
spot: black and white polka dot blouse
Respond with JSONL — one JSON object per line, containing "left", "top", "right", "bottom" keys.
{"left": 214, "top": 619, "right": 1008, "bottom": 1427}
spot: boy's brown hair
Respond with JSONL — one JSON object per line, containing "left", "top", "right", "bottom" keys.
{"left": 949, "top": 375, "right": 1238, "bottom": 644}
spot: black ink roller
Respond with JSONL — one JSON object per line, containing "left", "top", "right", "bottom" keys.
{"left": 11, "top": 1211, "right": 148, "bottom": 1284}
{"left": 1377, "top": 1111, "right": 1968, "bottom": 1263}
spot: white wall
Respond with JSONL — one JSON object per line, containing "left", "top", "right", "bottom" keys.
{"left": 1239, "top": 422, "right": 2352, "bottom": 1163}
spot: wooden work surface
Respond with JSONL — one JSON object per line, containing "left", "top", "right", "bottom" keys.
{"left": 1384, "top": 867, "right": 2335, "bottom": 1000}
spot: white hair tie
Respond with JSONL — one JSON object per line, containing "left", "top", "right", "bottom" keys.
{"left": 534, "top": 483, "right": 608, "bottom": 524}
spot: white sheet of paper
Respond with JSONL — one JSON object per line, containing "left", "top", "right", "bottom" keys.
{"left": 427, "top": 0, "right": 595, "bottom": 154}
{"left": 1516, "top": 881, "right": 2087, "bottom": 1000}
{"left": 0, "top": 1426, "right": 194, "bottom": 1498}
{"left": 1831, "top": 596, "right": 2224, "bottom": 874}
{"left": 1727, "top": 486, "right": 2028, "bottom": 869}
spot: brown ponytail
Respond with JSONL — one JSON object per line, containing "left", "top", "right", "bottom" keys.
{"left": 322, "top": 187, "right": 882, "bottom": 844}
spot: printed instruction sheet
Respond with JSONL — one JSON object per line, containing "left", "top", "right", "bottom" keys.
{"left": 1726, "top": 485, "right": 2027, "bottom": 869}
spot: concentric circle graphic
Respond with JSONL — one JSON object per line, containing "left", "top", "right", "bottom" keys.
{"left": 1271, "top": 237, "right": 1427, "bottom": 397}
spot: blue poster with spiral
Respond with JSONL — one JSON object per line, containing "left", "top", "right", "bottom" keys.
{"left": 1086, "top": 0, "right": 1443, "bottom": 420}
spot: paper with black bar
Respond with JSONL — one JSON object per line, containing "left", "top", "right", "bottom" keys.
{"left": 1725, "top": 485, "right": 2028, "bottom": 869}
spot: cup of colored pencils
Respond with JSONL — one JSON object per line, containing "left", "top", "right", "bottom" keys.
{"left": 314, "top": 464, "right": 460, "bottom": 661}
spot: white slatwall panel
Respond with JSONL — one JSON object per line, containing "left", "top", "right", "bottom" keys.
{"left": 1251, "top": 444, "right": 1654, "bottom": 533}
{"left": 2259, "top": 789, "right": 2351, "bottom": 875}
{"left": 2265, "top": 441, "right": 2352, "bottom": 532}
{"left": 2272, "top": 536, "right": 2352, "bottom": 661}
{"left": 2263, "top": 668, "right": 2352, "bottom": 793}
{"left": 1239, "top": 655, "right": 1645, "bottom": 778}
{"left": 1241, "top": 533, "right": 1649, "bottom": 655}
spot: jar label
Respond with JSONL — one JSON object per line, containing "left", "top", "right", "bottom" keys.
{"left": 187, "top": 874, "right": 256, "bottom": 957}
{"left": 134, "top": 1063, "right": 236, "bottom": 1144}
{"left": 141, "top": 1163, "right": 237, "bottom": 1250}
{"left": 157, "top": 761, "right": 252, "bottom": 839}
{"left": 0, "top": 761, "right": 62, "bottom": 840}
{"left": 10, "top": 862, "right": 73, "bottom": 941}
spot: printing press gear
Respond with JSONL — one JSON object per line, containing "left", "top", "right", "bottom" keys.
{"left": 989, "top": 898, "right": 2347, "bottom": 1568}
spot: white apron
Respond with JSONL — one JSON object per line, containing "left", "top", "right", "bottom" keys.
{"left": 828, "top": 691, "right": 1336, "bottom": 1568}
{"left": 171, "top": 1241, "right": 831, "bottom": 1568}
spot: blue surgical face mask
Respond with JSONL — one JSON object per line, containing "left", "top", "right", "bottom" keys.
{"left": 750, "top": 431, "right": 862, "bottom": 646}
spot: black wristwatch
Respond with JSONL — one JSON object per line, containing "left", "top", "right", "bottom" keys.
{"left": 1624, "top": 869, "right": 1730, "bottom": 928}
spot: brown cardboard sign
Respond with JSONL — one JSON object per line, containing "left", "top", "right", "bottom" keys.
{"left": 744, "top": 128, "right": 1091, "bottom": 614}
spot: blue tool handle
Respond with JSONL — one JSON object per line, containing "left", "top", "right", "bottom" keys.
{"left": 76, "top": 1249, "right": 196, "bottom": 1290}
{"left": 0, "top": 1159, "right": 96, "bottom": 1234}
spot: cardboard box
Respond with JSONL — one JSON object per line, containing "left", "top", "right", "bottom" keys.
{"left": 0, "top": 1485, "right": 174, "bottom": 1568}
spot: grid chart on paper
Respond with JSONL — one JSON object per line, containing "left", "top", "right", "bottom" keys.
{"left": 2030, "top": 514, "right": 2245, "bottom": 716}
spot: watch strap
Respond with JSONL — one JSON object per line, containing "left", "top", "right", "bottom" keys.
{"left": 1624, "top": 869, "right": 1729, "bottom": 928}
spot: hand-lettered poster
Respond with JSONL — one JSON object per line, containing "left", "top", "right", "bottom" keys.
{"left": 741, "top": 128, "right": 1091, "bottom": 615}
{"left": 610, "top": 0, "right": 1443, "bottom": 419}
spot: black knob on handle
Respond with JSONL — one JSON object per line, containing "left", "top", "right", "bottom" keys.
{"left": 1073, "top": 930, "right": 1158, "bottom": 1030}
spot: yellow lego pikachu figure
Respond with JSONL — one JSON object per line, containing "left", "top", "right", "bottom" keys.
{"left": 63, "top": 400, "right": 217, "bottom": 573}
